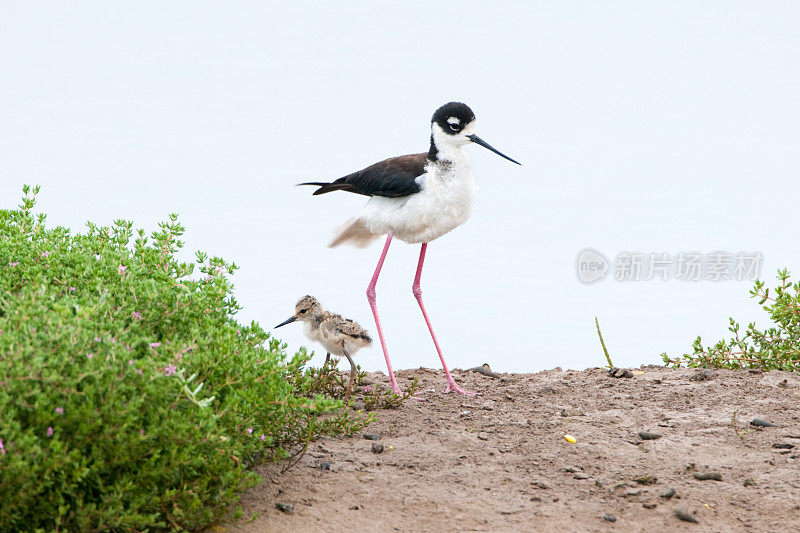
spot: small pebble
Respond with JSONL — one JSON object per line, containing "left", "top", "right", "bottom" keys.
{"left": 275, "top": 502, "right": 294, "bottom": 515}
{"left": 750, "top": 418, "right": 773, "bottom": 427}
{"left": 642, "top": 501, "right": 657, "bottom": 509}
{"left": 602, "top": 514, "right": 617, "bottom": 522}
{"left": 363, "top": 433, "right": 381, "bottom": 441}
{"left": 693, "top": 472, "right": 722, "bottom": 481}
{"left": 608, "top": 367, "right": 633, "bottom": 378}
{"left": 319, "top": 462, "right": 331, "bottom": 471}
{"left": 634, "top": 475, "right": 657, "bottom": 485}
{"left": 743, "top": 478, "right": 756, "bottom": 487}
{"left": 573, "top": 473, "right": 590, "bottom": 480}
{"left": 565, "top": 466, "right": 582, "bottom": 473}
{"left": 660, "top": 488, "right": 676, "bottom": 499}
{"left": 675, "top": 508, "right": 698, "bottom": 523}
{"left": 625, "top": 489, "right": 641, "bottom": 497}
{"left": 638, "top": 431, "right": 663, "bottom": 440}
{"left": 772, "top": 443, "right": 794, "bottom": 449}
{"left": 371, "top": 443, "right": 384, "bottom": 454}
{"left": 349, "top": 505, "right": 360, "bottom": 510}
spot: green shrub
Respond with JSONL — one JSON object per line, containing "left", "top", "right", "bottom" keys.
{"left": 663, "top": 268, "right": 800, "bottom": 371}
{"left": 0, "top": 186, "right": 371, "bottom": 531}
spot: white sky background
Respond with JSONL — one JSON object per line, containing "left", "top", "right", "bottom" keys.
{"left": 2, "top": 2, "right": 799, "bottom": 373}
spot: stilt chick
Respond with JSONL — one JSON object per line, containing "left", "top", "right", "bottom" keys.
{"left": 274, "top": 296, "right": 371, "bottom": 398}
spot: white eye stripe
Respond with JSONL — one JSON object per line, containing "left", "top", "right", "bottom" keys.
{"left": 447, "top": 117, "right": 460, "bottom": 125}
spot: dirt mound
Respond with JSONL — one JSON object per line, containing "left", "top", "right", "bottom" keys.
{"left": 231, "top": 367, "right": 800, "bottom": 532}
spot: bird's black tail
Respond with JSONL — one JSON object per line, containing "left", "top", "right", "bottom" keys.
{"left": 298, "top": 181, "right": 351, "bottom": 195}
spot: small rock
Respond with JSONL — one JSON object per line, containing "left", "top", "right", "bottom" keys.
{"left": 642, "top": 501, "right": 657, "bottom": 509}
{"left": 319, "top": 462, "right": 331, "bottom": 471}
{"left": 689, "top": 369, "right": 714, "bottom": 381}
{"left": 693, "top": 472, "right": 722, "bottom": 481}
{"left": 574, "top": 473, "right": 590, "bottom": 480}
{"left": 477, "top": 434, "right": 489, "bottom": 441}
{"left": 634, "top": 475, "right": 657, "bottom": 485}
{"left": 349, "top": 505, "right": 360, "bottom": 510}
{"left": 470, "top": 363, "right": 501, "bottom": 378}
{"left": 530, "top": 496, "right": 542, "bottom": 502}
{"left": 750, "top": 418, "right": 773, "bottom": 427}
{"left": 772, "top": 443, "right": 795, "bottom": 449}
{"left": 743, "top": 478, "right": 756, "bottom": 487}
{"left": 565, "top": 466, "right": 582, "bottom": 473}
{"left": 602, "top": 514, "right": 617, "bottom": 522}
{"left": 625, "top": 489, "right": 641, "bottom": 497}
{"left": 363, "top": 433, "right": 381, "bottom": 441}
{"left": 638, "top": 431, "right": 663, "bottom": 440}
{"left": 660, "top": 488, "right": 676, "bottom": 499}
{"left": 275, "top": 502, "right": 295, "bottom": 515}
{"left": 371, "top": 443, "right": 384, "bottom": 454}
{"left": 675, "top": 508, "right": 698, "bottom": 523}
{"left": 608, "top": 367, "right": 633, "bottom": 378}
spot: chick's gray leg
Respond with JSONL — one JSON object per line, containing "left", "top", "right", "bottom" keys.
{"left": 342, "top": 345, "right": 357, "bottom": 400}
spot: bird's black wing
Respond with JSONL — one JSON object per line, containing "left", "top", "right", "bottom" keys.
{"left": 300, "top": 153, "right": 427, "bottom": 198}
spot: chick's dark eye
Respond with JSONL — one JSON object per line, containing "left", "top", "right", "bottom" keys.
{"left": 299, "top": 309, "right": 307, "bottom": 314}
{"left": 449, "top": 124, "right": 460, "bottom": 131}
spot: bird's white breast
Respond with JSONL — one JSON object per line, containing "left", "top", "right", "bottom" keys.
{"left": 359, "top": 157, "right": 477, "bottom": 244}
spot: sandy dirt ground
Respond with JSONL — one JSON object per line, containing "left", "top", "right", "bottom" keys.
{"left": 228, "top": 366, "right": 800, "bottom": 532}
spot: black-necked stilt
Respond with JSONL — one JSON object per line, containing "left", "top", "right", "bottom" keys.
{"left": 274, "top": 295, "right": 372, "bottom": 398}
{"left": 300, "top": 102, "right": 520, "bottom": 396}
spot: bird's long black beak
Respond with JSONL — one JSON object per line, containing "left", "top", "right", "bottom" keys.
{"left": 466, "top": 134, "right": 521, "bottom": 165}
{"left": 274, "top": 316, "right": 297, "bottom": 329}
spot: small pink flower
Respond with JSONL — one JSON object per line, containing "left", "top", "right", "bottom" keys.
{"left": 69, "top": 287, "right": 76, "bottom": 292}
{"left": 86, "top": 352, "right": 94, "bottom": 360}
{"left": 128, "top": 360, "right": 134, "bottom": 365}
{"left": 55, "top": 407, "right": 64, "bottom": 415}
{"left": 247, "top": 427, "right": 254, "bottom": 434}
{"left": 136, "top": 368, "right": 143, "bottom": 375}
{"left": 140, "top": 429, "right": 144, "bottom": 435}
{"left": 46, "top": 427, "right": 54, "bottom": 437}
{"left": 363, "top": 385, "right": 373, "bottom": 393}
{"left": 94, "top": 337, "right": 102, "bottom": 342}
{"left": 118, "top": 264, "right": 127, "bottom": 276}
{"left": 40, "top": 251, "right": 51, "bottom": 258}
{"left": 132, "top": 311, "right": 143, "bottom": 320}
{"left": 149, "top": 342, "right": 161, "bottom": 348}
{"left": 9, "top": 261, "right": 19, "bottom": 267}
{"left": 260, "top": 435, "right": 266, "bottom": 441}
{"left": 163, "top": 363, "right": 177, "bottom": 376}
{"left": 0, "top": 439, "right": 5, "bottom": 455}
{"left": 125, "top": 344, "right": 131, "bottom": 350}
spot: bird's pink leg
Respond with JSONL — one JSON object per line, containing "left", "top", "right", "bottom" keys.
{"left": 366, "top": 234, "right": 403, "bottom": 395}
{"left": 413, "top": 243, "right": 478, "bottom": 395}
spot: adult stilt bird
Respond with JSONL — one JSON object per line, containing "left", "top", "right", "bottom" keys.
{"left": 300, "top": 102, "right": 520, "bottom": 395}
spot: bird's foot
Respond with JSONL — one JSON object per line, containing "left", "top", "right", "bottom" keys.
{"left": 444, "top": 380, "right": 480, "bottom": 396}
{"left": 383, "top": 382, "right": 427, "bottom": 402}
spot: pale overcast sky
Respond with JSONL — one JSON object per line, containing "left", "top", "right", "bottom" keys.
{"left": 2, "top": 2, "right": 799, "bottom": 373}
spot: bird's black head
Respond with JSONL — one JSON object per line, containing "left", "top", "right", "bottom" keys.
{"left": 431, "top": 102, "right": 476, "bottom": 135}
{"left": 428, "top": 101, "right": 521, "bottom": 165}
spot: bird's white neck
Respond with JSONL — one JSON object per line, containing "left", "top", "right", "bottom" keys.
{"left": 429, "top": 123, "right": 471, "bottom": 166}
